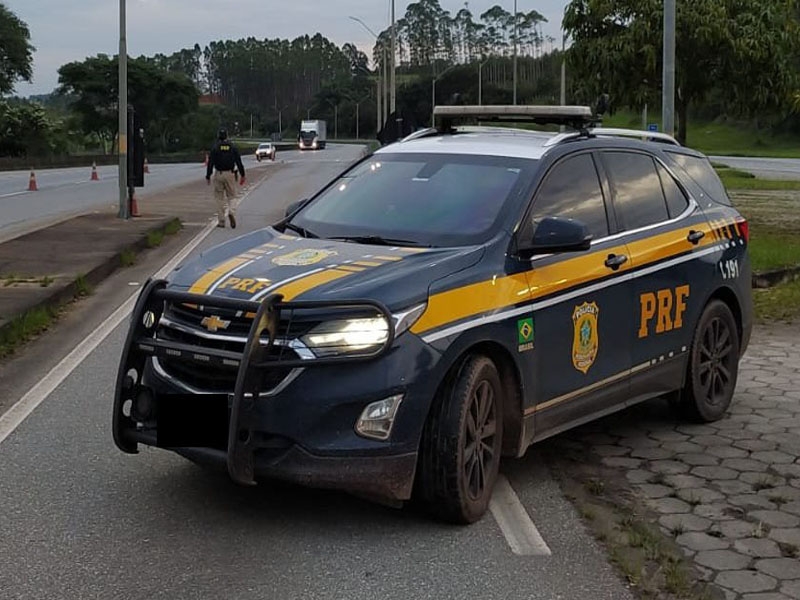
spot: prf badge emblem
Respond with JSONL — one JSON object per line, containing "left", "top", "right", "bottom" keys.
{"left": 271, "top": 248, "right": 337, "bottom": 266}
{"left": 517, "top": 317, "right": 534, "bottom": 352}
{"left": 572, "top": 302, "right": 599, "bottom": 374}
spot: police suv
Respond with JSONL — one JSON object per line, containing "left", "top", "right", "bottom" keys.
{"left": 113, "top": 105, "right": 753, "bottom": 524}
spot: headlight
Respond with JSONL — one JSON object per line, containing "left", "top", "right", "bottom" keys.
{"left": 302, "top": 316, "right": 389, "bottom": 357}
{"left": 299, "top": 303, "right": 426, "bottom": 358}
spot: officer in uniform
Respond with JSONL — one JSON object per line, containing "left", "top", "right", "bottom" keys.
{"left": 206, "top": 128, "right": 246, "bottom": 228}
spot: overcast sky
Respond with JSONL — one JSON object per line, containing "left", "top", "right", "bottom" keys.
{"left": 8, "top": 0, "right": 569, "bottom": 96}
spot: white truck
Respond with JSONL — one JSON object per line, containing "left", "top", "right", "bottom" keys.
{"left": 298, "top": 119, "right": 327, "bottom": 150}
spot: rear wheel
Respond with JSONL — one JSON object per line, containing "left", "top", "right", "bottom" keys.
{"left": 676, "top": 300, "right": 740, "bottom": 422}
{"left": 416, "top": 355, "right": 504, "bottom": 523}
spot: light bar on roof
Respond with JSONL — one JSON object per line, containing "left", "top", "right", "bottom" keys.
{"left": 433, "top": 105, "right": 594, "bottom": 120}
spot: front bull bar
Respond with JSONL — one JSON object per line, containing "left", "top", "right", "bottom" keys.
{"left": 112, "top": 278, "right": 396, "bottom": 486}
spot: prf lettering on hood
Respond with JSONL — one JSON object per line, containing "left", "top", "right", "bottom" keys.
{"left": 639, "top": 285, "right": 690, "bottom": 338}
{"left": 218, "top": 277, "right": 271, "bottom": 294}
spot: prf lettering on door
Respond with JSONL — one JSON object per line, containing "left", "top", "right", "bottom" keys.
{"left": 638, "top": 285, "right": 690, "bottom": 338}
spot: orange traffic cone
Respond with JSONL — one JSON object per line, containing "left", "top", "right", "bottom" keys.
{"left": 144, "top": 158, "right": 150, "bottom": 173}
{"left": 129, "top": 191, "right": 140, "bottom": 217}
{"left": 28, "top": 169, "right": 38, "bottom": 191}
{"left": 91, "top": 161, "right": 99, "bottom": 181}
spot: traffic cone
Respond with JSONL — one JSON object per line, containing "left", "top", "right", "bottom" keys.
{"left": 91, "top": 161, "right": 99, "bottom": 181}
{"left": 129, "top": 191, "right": 140, "bottom": 217}
{"left": 144, "top": 158, "right": 150, "bottom": 173}
{"left": 28, "top": 169, "right": 38, "bottom": 191}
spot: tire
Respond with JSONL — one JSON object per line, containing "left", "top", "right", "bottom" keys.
{"left": 676, "top": 300, "right": 740, "bottom": 422}
{"left": 416, "top": 355, "right": 504, "bottom": 524}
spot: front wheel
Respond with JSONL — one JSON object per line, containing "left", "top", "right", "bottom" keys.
{"left": 676, "top": 300, "right": 740, "bottom": 422}
{"left": 416, "top": 355, "right": 504, "bottom": 523}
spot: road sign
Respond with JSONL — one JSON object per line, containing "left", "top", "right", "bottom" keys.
{"left": 647, "top": 123, "right": 659, "bottom": 132}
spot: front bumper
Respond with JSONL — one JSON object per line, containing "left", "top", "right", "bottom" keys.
{"left": 113, "top": 279, "right": 436, "bottom": 500}
{"left": 133, "top": 432, "right": 417, "bottom": 501}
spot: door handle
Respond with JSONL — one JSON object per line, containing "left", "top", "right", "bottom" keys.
{"left": 687, "top": 230, "right": 705, "bottom": 245}
{"left": 604, "top": 254, "right": 628, "bottom": 270}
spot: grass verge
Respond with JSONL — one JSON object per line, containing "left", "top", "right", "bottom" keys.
{"left": 0, "top": 273, "right": 93, "bottom": 359}
{"left": 0, "top": 218, "right": 184, "bottom": 360}
{"left": 543, "top": 440, "right": 722, "bottom": 600}
{"left": 717, "top": 169, "right": 800, "bottom": 191}
{"left": 753, "top": 278, "right": 800, "bottom": 322}
{"left": 747, "top": 231, "right": 800, "bottom": 273}
{"left": 599, "top": 111, "right": 800, "bottom": 158}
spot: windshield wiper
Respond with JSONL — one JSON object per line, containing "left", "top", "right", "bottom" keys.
{"left": 327, "top": 235, "right": 429, "bottom": 247}
{"left": 281, "top": 222, "right": 318, "bottom": 238}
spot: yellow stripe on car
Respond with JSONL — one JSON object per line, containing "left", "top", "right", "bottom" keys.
{"left": 189, "top": 257, "right": 250, "bottom": 294}
{"left": 271, "top": 268, "right": 353, "bottom": 301}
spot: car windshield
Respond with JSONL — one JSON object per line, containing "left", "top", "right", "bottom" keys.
{"left": 288, "top": 153, "right": 536, "bottom": 247}
{"left": 258, "top": 143, "right": 270, "bottom": 149}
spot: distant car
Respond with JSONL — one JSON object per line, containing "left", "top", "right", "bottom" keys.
{"left": 255, "top": 142, "right": 276, "bottom": 161}
{"left": 113, "top": 105, "right": 753, "bottom": 524}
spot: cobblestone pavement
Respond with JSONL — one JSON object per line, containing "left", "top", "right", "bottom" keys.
{"left": 558, "top": 323, "right": 800, "bottom": 600}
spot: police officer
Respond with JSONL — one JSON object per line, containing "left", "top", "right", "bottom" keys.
{"left": 206, "top": 128, "right": 246, "bottom": 228}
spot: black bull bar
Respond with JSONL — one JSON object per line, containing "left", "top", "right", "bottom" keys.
{"left": 112, "top": 278, "right": 396, "bottom": 486}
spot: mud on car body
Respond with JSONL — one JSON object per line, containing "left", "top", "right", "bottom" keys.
{"left": 113, "top": 105, "right": 753, "bottom": 524}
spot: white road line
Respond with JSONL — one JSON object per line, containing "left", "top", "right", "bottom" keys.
{"left": 490, "top": 474, "right": 552, "bottom": 556}
{"left": 0, "top": 191, "right": 29, "bottom": 199}
{"left": 0, "top": 219, "right": 216, "bottom": 446}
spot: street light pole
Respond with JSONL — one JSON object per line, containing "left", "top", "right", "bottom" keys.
{"left": 348, "top": 16, "right": 387, "bottom": 134}
{"left": 512, "top": 0, "right": 518, "bottom": 105}
{"left": 560, "top": 35, "right": 567, "bottom": 131}
{"left": 118, "top": 0, "right": 128, "bottom": 219}
{"left": 391, "top": 0, "right": 397, "bottom": 128}
{"left": 382, "top": 48, "right": 388, "bottom": 125}
{"left": 662, "top": 0, "right": 676, "bottom": 136}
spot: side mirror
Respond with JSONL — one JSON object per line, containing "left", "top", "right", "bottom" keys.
{"left": 284, "top": 198, "right": 310, "bottom": 218}
{"left": 520, "top": 216, "right": 593, "bottom": 257}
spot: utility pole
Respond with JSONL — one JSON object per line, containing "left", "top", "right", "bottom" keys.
{"left": 118, "top": 0, "right": 128, "bottom": 219}
{"left": 390, "top": 0, "right": 396, "bottom": 114}
{"left": 382, "top": 48, "right": 388, "bottom": 125}
{"left": 559, "top": 35, "right": 566, "bottom": 131}
{"left": 662, "top": 0, "right": 676, "bottom": 137}
{"left": 560, "top": 37, "right": 566, "bottom": 104}
{"left": 512, "top": 0, "right": 518, "bottom": 105}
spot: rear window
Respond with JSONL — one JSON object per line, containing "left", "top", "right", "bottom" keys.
{"left": 665, "top": 152, "right": 731, "bottom": 206}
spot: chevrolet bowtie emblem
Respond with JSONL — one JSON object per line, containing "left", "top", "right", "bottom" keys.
{"left": 200, "top": 315, "right": 230, "bottom": 332}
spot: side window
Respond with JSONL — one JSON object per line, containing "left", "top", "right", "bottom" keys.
{"left": 665, "top": 151, "right": 731, "bottom": 206}
{"left": 603, "top": 151, "right": 669, "bottom": 230}
{"left": 530, "top": 153, "right": 609, "bottom": 239}
{"left": 656, "top": 162, "right": 690, "bottom": 218}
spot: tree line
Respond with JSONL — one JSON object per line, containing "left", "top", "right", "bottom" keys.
{"left": 2, "top": 0, "right": 800, "bottom": 158}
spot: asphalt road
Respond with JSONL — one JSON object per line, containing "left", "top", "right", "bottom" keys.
{"left": 0, "top": 144, "right": 633, "bottom": 600}
{"left": 0, "top": 154, "right": 272, "bottom": 243}
{"left": 709, "top": 155, "right": 800, "bottom": 180}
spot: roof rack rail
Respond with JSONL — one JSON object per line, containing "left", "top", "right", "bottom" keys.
{"left": 433, "top": 105, "right": 598, "bottom": 132}
{"left": 589, "top": 127, "right": 680, "bottom": 146}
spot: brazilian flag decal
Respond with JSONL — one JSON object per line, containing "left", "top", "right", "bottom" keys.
{"left": 517, "top": 317, "right": 534, "bottom": 351}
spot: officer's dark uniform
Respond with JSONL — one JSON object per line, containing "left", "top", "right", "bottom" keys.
{"left": 206, "top": 129, "right": 246, "bottom": 228}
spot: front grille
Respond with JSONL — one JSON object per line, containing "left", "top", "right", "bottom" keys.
{"left": 154, "top": 301, "right": 313, "bottom": 393}
{"left": 168, "top": 302, "right": 320, "bottom": 338}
